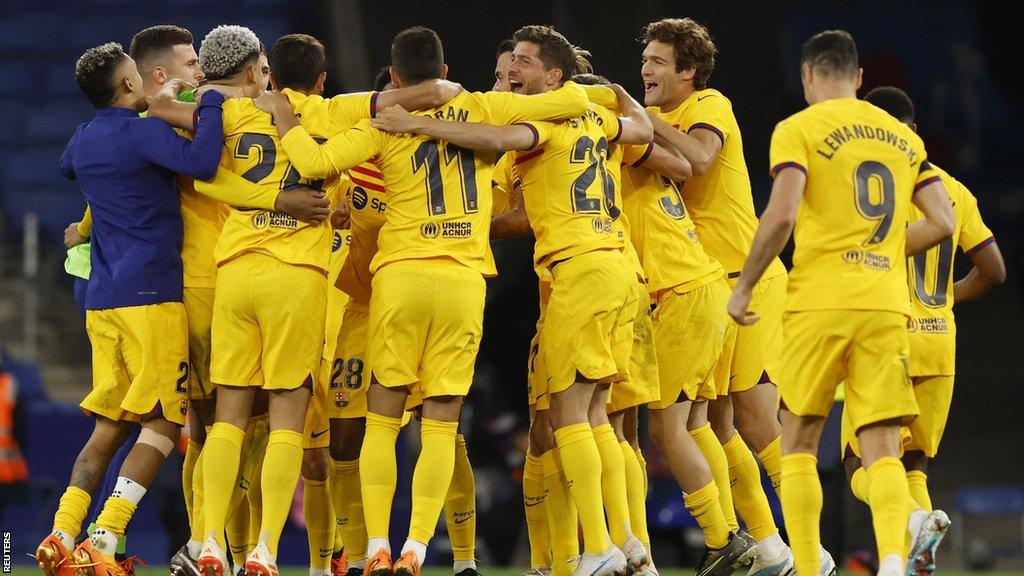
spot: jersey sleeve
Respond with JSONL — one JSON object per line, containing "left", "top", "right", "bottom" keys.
{"left": 768, "top": 119, "right": 809, "bottom": 178}
{"left": 910, "top": 134, "right": 941, "bottom": 193}
{"left": 957, "top": 185, "right": 995, "bottom": 255}
{"left": 281, "top": 119, "right": 382, "bottom": 180}
{"left": 591, "top": 104, "right": 624, "bottom": 143}
{"left": 581, "top": 84, "right": 619, "bottom": 112}
{"left": 514, "top": 121, "right": 555, "bottom": 150}
{"left": 621, "top": 142, "right": 654, "bottom": 167}
{"left": 193, "top": 163, "right": 279, "bottom": 210}
{"left": 687, "top": 93, "right": 732, "bottom": 146}
{"left": 78, "top": 205, "right": 92, "bottom": 237}
{"left": 484, "top": 81, "right": 589, "bottom": 125}
{"left": 321, "top": 92, "right": 376, "bottom": 134}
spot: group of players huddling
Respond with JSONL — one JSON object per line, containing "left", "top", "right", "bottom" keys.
{"left": 33, "top": 14, "right": 1005, "bottom": 576}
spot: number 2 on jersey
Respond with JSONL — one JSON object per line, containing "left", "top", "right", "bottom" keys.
{"left": 570, "top": 135, "right": 619, "bottom": 219}
{"left": 234, "top": 132, "right": 327, "bottom": 190}
{"left": 412, "top": 140, "right": 478, "bottom": 216}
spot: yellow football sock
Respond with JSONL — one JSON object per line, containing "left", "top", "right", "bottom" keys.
{"left": 906, "top": 470, "right": 932, "bottom": 511}
{"left": 554, "top": 423, "right": 609, "bottom": 555}
{"left": 524, "top": 452, "right": 551, "bottom": 568}
{"left": 690, "top": 423, "right": 739, "bottom": 531}
{"left": 867, "top": 457, "right": 912, "bottom": 560}
{"left": 757, "top": 436, "right": 782, "bottom": 498}
{"left": 360, "top": 413, "right": 402, "bottom": 540}
{"left": 259, "top": 429, "right": 304, "bottom": 557}
{"left": 620, "top": 442, "right": 650, "bottom": 550}
{"left": 635, "top": 448, "right": 648, "bottom": 496}
{"left": 202, "top": 422, "right": 246, "bottom": 548}
{"left": 683, "top": 481, "right": 730, "bottom": 549}
{"left": 247, "top": 455, "right": 263, "bottom": 555}
{"left": 95, "top": 497, "right": 136, "bottom": 540}
{"left": 444, "top": 434, "right": 476, "bottom": 562}
{"left": 409, "top": 418, "right": 458, "bottom": 544}
{"left": 851, "top": 466, "right": 869, "bottom": 503}
{"left": 593, "top": 424, "right": 631, "bottom": 546}
{"left": 780, "top": 453, "right": 821, "bottom": 576}
{"left": 540, "top": 449, "right": 579, "bottom": 576}
{"left": 304, "top": 476, "right": 335, "bottom": 570}
{"left": 182, "top": 439, "right": 200, "bottom": 532}
{"left": 723, "top": 434, "right": 778, "bottom": 540}
{"left": 190, "top": 446, "right": 206, "bottom": 543}
{"left": 331, "top": 458, "right": 367, "bottom": 562}
{"left": 226, "top": 495, "right": 250, "bottom": 567}
{"left": 53, "top": 486, "right": 91, "bottom": 538}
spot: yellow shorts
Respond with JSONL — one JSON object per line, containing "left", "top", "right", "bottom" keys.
{"left": 715, "top": 273, "right": 787, "bottom": 395}
{"left": 841, "top": 374, "right": 952, "bottom": 459}
{"left": 368, "top": 260, "right": 486, "bottom": 398}
{"left": 541, "top": 250, "right": 637, "bottom": 395}
{"left": 609, "top": 284, "right": 660, "bottom": 413}
{"left": 183, "top": 287, "right": 215, "bottom": 401}
{"left": 328, "top": 300, "right": 371, "bottom": 419}
{"left": 211, "top": 252, "right": 327, "bottom": 390}
{"left": 651, "top": 278, "right": 729, "bottom": 409}
{"left": 527, "top": 279, "right": 553, "bottom": 410}
{"left": 82, "top": 302, "right": 189, "bottom": 426}
{"left": 779, "top": 310, "right": 918, "bottom": 433}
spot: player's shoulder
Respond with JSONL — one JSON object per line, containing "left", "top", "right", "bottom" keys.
{"left": 693, "top": 88, "right": 730, "bottom": 106}
{"left": 222, "top": 97, "right": 264, "bottom": 132}
{"left": 930, "top": 162, "right": 973, "bottom": 208}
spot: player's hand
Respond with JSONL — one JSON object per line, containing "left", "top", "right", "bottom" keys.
{"left": 370, "top": 105, "right": 421, "bottom": 134}
{"left": 727, "top": 285, "right": 760, "bottom": 325}
{"left": 154, "top": 78, "right": 196, "bottom": 103}
{"left": 195, "top": 83, "right": 245, "bottom": 100}
{"left": 64, "top": 222, "right": 87, "bottom": 249}
{"left": 254, "top": 90, "right": 290, "bottom": 114}
{"left": 275, "top": 186, "right": 330, "bottom": 224}
{"left": 331, "top": 196, "right": 351, "bottom": 230}
{"left": 434, "top": 79, "right": 464, "bottom": 104}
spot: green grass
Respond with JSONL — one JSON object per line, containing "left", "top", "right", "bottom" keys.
{"left": 7, "top": 568, "right": 1020, "bottom": 576}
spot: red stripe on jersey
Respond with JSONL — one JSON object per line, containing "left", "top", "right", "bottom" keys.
{"left": 350, "top": 176, "right": 385, "bottom": 192}
{"left": 965, "top": 236, "right": 996, "bottom": 256}
{"left": 914, "top": 175, "right": 942, "bottom": 193}
{"left": 351, "top": 165, "right": 383, "bottom": 180}
{"left": 515, "top": 148, "right": 545, "bottom": 165}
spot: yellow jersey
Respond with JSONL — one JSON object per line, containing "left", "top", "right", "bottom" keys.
{"left": 769, "top": 97, "right": 940, "bottom": 314}
{"left": 336, "top": 160, "right": 388, "bottom": 304}
{"left": 208, "top": 89, "right": 374, "bottom": 273}
{"left": 516, "top": 103, "right": 626, "bottom": 271}
{"left": 280, "top": 83, "right": 591, "bottom": 277}
{"left": 605, "top": 141, "right": 652, "bottom": 282}
{"left": 619, "top": 143, "right": 724, "bottom": 295}
{"left": 907, "top": 164, "right": 994, "bottom": 376}
{"left": 657, "top": 89, "right": 786, "bottom": 280}
{"left": 491, "top": 153, "right": 520, "bottom": 217}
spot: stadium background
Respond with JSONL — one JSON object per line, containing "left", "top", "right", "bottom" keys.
{"left": 0, "top": 0, "right": 1021, "bottom": 572}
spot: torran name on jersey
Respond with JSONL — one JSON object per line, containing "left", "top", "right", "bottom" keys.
{"left": 816, "top": 124, "right": 920, "bottom": 166}
{"left": 426, "top": 106, "right": 470, "bottom": 122}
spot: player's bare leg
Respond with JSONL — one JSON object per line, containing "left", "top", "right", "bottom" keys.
{"left": 391, "top": 395, "right": 462, "bottom": 576}
{"left": 551, "top": 379, "right": 626, "bottom": 576}
{"left": 37, "top": 417, "right": 131, "bottom": 576}
{"left": 650, "top": 401, "right": 746, "bottom": 576}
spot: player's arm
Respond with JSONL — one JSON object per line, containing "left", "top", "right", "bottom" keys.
{"left": 371, "top": 105, "right": 537, "bottom": 152}
{"left": 194, "top": 168, "right": 330, "bottom": 224}
{"left": 906, "top": 174, "right": 955, "bottom": 255}
{"left": 728, "top": 167, "right": 805, "bottom": 325}
{"left": 607, "top": 84, "right": 653, "bottom": 145}
{"left": 134, "top": 91, "right": 225, "bottom": 181}
{"left": 146, "top": 81, "right": 243, "bottom": 130}
{"left": 953, "top": 241, "right": 1005, "bottom": 303}
{"left": 638, "top": 142, "right": 692, "bottom": 182}
{"left": 649, "top": 113, "right": 722, "bottom": 176}
{"left": 257, "top": 92, "right": 379, "bottom": 179}
{"left": 486, "top": 80, "right": 589, "bottom": 124}
{"left": 374, "top": 79, "right": 463, "bottom": 113}
{"left": 491, "top": 182, "right": 532, "bottom": 239}
{"left": 65, "top": 205, "right": 91, "bottom": 248}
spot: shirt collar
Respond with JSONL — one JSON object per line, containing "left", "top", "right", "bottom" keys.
{"left": 96, "top": 105, "right": 142, "bottom": 117}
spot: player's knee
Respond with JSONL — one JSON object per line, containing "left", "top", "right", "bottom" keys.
{"left": 901, "top": 450, "right": 928, "bottom": 472}
{"left": 843, "top": 452, "right": 862, "bottom": 482}
{"left": 302, "top": 447, "right": 330, "bottom": 481}
{"left": 329, "top": 418, "right": 365, "bottom": 461}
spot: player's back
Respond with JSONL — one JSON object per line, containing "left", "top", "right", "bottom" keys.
{"left": 337, "top": 160, "right": 388, "bottom": 304}
{"left": 515, "top": 105, "right": 624, "bottom": 271}
{"left": 771, "top": 98, "right": 935, "bottom": 314}
{"left": 215, "top": 89, "right": 340, "bottom": 272}
{"left": 907, "top": 163, "right": 993, "bottom": 375}
{"left": 369, "top": 91, "right": 501, "bottom": 277}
